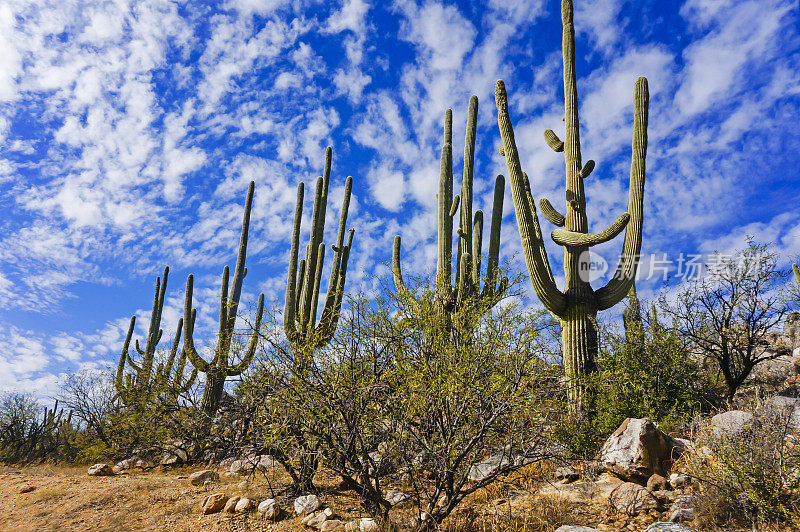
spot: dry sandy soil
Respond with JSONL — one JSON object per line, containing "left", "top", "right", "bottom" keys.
{"left": 0, "top": 463, "right": 693, "bottom": 532}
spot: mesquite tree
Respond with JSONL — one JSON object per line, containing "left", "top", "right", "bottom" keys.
{"left": 115, "top": 266, "right": 197, "bottom": 406}
{"left": 393, "top": 96, "right": 507, "bottom": 337}
{"left": 184, "top": 182, "right": 265, "bottom": 419}
{"left": 495, "top": 0, "right": 649, "bottom": 411}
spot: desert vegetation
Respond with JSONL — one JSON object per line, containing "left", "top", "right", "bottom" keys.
{"left": 3, "top": 1, "right": 800, "bottom": 532}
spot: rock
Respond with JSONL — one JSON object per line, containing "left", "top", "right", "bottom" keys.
{"left": 224, "top": 495, "right": 241, "bottom": 514}
{"left": 235, "top": 497, "right": 253, "bottom": 512}
{"left": 345, "top": 522, "right": 359, "bottom": 532}
{"left": 359, "top": 518, "right": 380, "bottom": 532}
{"left": 230, "top": 454, "right": 279, "bottom": 476}
{"left": 382, "top": 488, "right": 409, "bottom": 506}
{"left": 646, "top": 473, "right": 669, "bottom": 492}
{"left": 608, "top": 482, "right": 659, "bottom": 515}
{"left": 646, "top": 523, "right": 695, "bottom": 531}
{"left": 555, "top": 466, "right": 580, "bottom": 483}
{"left": 321, "top": 521, "right": 344, "bottom": 532}
{"left": 554, "top": 527, "right": 601, "bottom": 532}
{"left": 294, "top": 494, "right": 321, "bottom": 515}
{"left": 87, "top": 463, "right": 113, "bottom": 476}
{"left": 668, "top": 473, "right": 690, "bottom": 488}
{"left": 668, "top": 495, "right": 697, "bottom": 516}
{"left": 669, "top": 509, "right": 695, "bottom": 523}
{"left": 598, "top": 418, "right": 679, "bottom": 482}
{"left": 161, "top": 444, "right": 188, "bottom": 466}
{"left": 19, "top": 485, "right": 35, "bottom": 493}
{"left": 201, "top": 493, "right": 228, "bottom": 515}
{"left": 307, "top": 511, "right": 328, "bottom": 528}
{"left": 709, "top": 410, "right": 754, "bottom": 437}
{"left": 237, "top": 480, "right": 249, "bottom": 490}
{"left": 258, "top": 498, "right": 280, "bottom": 520}
{"left": 467, "top": 453, "right": 517, "bottom": 482}
{"left": 189, "top": 469, "right": 219, "bottom": 486}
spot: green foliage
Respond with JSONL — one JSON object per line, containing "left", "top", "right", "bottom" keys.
{"left": 593, "top": 303, "right": 709, "bottom": 434}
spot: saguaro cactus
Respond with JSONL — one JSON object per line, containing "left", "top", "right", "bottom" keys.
{"left": 393, "top": 96, "right": 507, "bottom": 332}
{"left": 284, "top": 147, "right": 354, "bottom": 366}
{"left": 115, "top": 267, "right": 197, "bottom": 405}
{"left": 494, "top": 0, "right": 649, "bottom": 411}
{"left": 183, "top": 182, "right": 265, "bottom": 418}
{"left": 794, "top": 263, "right": 799, "bottom": 289}
{"left": 623, "top": 285, "right": 644, "bottom": 348}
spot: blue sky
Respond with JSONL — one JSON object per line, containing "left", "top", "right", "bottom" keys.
{"left": 1, "top": 0, "right": 799, "bottom": 398}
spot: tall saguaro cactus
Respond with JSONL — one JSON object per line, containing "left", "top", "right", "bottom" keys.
{"left": 393, "top": 96, "right": 507, "bottom": 332}
{"left": 284, "top": 147, "right": 355, "bottom": 365}
{"left": 494, "top": 0, "right": 649, "bottom": 411}
{"left": 183, "top": 182, "right": 265, "bottom": 418}
{"left": 115, "top": 267, "right": 197, "bottom": 405}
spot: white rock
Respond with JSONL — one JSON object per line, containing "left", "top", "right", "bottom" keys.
{"left": 306, "top": 511, "right": 328, "bottom": 528}
{"left": 359, "top": 518, "right": 380, "bottom": 532}
{"left": 598, "top": 418, "right": 679, "bottom": 482}
{"left": 382, "top": 489, "right": 409, "bottom": 506}
{"left": 709, "top": 410, "right": 754, "bottom": 437}
{"left": 320, "top": 520, "right": 344, "bottom": 531}
{"left": 294, "top": 494, "right": 322, "bottom": 515}
{"left": 645, "top": 523, "right": 695, "bottom": 532}
{"left": 258, "top": 498, "right": 280, "bottom": 520}
{"left": 235, "top": 497, "right": 253, "bottom": 512}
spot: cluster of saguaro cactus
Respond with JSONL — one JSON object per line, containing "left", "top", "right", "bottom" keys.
{"left": 284, "top": 147, "right": 355, "bottom": 365}
{"left": 495, "top": 0, "right": 649, "bottom": 411}
{"left": 393, "top": 96, "right": 507, "bottom": 332}
{"left": 115, "top": 266, "right": 197, "bottom": 406}
{"left": 0, "top": 399, "right": 74, "bottom": 463}
{"left": 183, "top": 182, "right": 265, "bottom": 419}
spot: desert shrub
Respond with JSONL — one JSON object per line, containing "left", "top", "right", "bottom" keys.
{"left": 682, "top": 404, "right": 800, "bottom": 528}
{"left": 593, "top": 303, "right": 711, "bottom": 435}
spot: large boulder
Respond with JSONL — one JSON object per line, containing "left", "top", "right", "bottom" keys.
{"left": 87, "top": 463, "right": 113, "bottom": 476}
{"left": 598, "top": 418, "right": 681, "bottom": 482}
{"left": 709, "top": 410, "right": 754, "bottom": 437}
{"left": 608, "top": 482, "right": 659, "bottom": 515}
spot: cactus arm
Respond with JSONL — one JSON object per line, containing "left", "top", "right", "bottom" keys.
{"left": 595, "top": 77, "right": 649, "bottom": 310}
{"left": 227, "top": 293, "right": 265, "bottom": 376}
{"left": 135, "top": 339, "right": 145, "bottom": 356}
{"left": 315, "top": 229, "right": 354, "bottom": 348}
{"left": 218, "top": 266, "right": 230, "bottom": 339}
{"left": 301, "top": 177, "right": 325, "bottom": 331}
{"left": 182, "top": 275, "right": 211, "bottom": 373}
{"left": 392, "top": 235, "right": 423, "bottom": 315}
{"left": 163, "top": 318, "right": 183, "bottom": 379}
{"left": 580, "top": 160, "right": 595, "bottom": 179}
{"left": 483, "top": 175, "right": 505, "bottom": 296}
{"left": 496, "top": 80, "right": 567, "bottom": 316}
{"left": 793, "top": 263, "right": 799, "bottom": 288}
{"left": 462, "top": 95, "right": 478, "bottom": 259}
{"left": 284, "top": 182, "right": 304, "bottom": 343}
{"left": 539, "top": 198, "right": 566, "bottom": 227}
{"left": 472, "top": 211, "right": 483, "bottom": 286}
{"left": 436, "top": 110, "right": 454, "bottom": 305}
{"left": 544, "top": 129, "right": 564, "bottom": 152}
{"left": 552, "top": 212, "right": 630, "bottom": 247}
{"left": 310, "top": 242, "right": 325, "bottom": 328}
{"left": 116, "top": 316, "right": 136, "bottom": 391}
{"left": 224, "top": 181, "right": 254, "bottom": 337}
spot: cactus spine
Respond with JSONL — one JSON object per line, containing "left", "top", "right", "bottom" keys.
{"left": 284, "top": 147, "right": 354, "bottom": 366}
{"left": 183, "top": 182, "right": 265, "bottom": 418}
{"left": 495, "top": 0, "right": 648, "bottom": 411}
{"left": 115, "top": 267, "right": 197, "bottom": 405}
{"left": 393, "top": 96, "right": 507, "bottom": 330}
